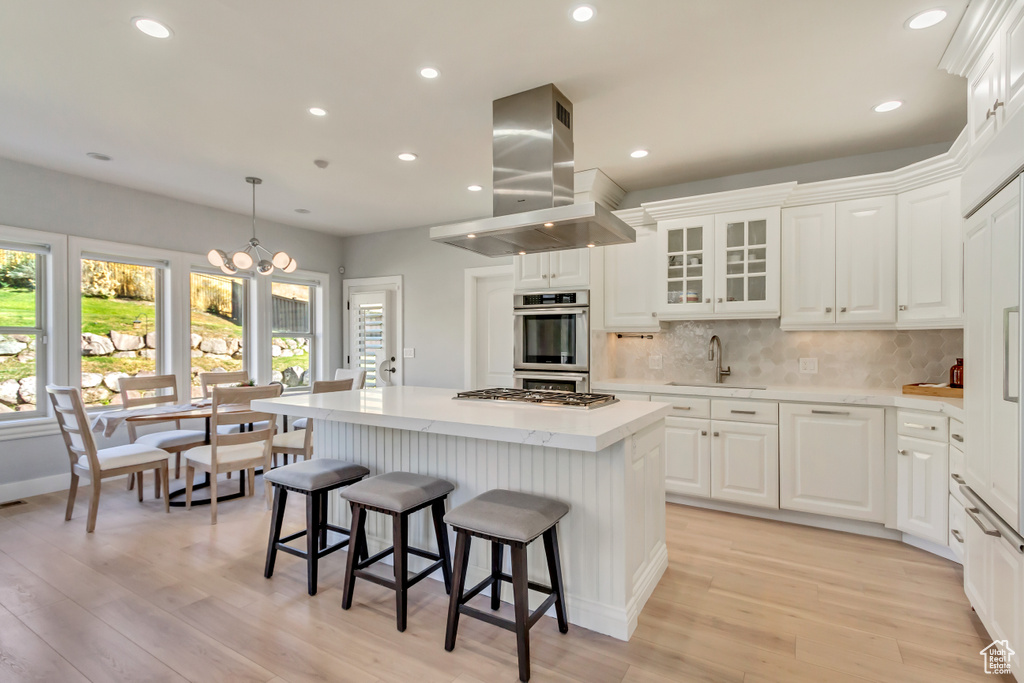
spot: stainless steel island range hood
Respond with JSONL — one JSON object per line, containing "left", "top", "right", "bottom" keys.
{"left": 430, "top": 84, "right": 635, "bottom": 257}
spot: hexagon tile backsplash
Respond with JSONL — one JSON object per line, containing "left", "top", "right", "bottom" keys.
{"left": 596, "top": 320, "right": 964, "bottom": 390}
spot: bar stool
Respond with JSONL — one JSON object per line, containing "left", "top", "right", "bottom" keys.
{"left": 444, "top": 489, "right": 570, "bottom": 682}
{"left": 340, "top": 472, "right": 454, "bottom": 631}
{"left": 264, "top": 458, "right": 370, "bottom": 595}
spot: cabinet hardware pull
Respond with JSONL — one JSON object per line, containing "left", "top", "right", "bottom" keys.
{"left": 898, "top": 449, "right": 909, "bottom": 455}
{"left": 966, "top": 507, "right": 1001, "bottom": 537}
{"left": 899, "top": 305, "right": 907, "bottom": 311}
{"left": 718, "top": 298, "right": 723, "bottom": 303}
{"left": 652, "top": 312, "right": 657, "bottom": 317}
{"left": 952, "top": 473, "right": 966, "bottom": 484}
{"left": 542, "top": 274, "right": 549, "bottom": 278}
{"left": 811, "top": 409, "right": 849, "bottom": 415}
{"left": 730, "top": 409, "right": 756, "bottom": 415}
{"left": 951, "top": 529, "right": 964, "bottom": 543}
{"left": 1003, "top": 306, "right": 1019, "bottom": 403}
{"left": 993, "top": 98, "right": 1004, "bottom": 111}
{"left": 705, "top": 298, "right": 711, "bottom": 303}
{"left": 672, "top": 406, "right": 691, "bottom": 411}
{"left": 987, "top": 108, "right": 997, "bottom": 120}
{"left": 902, "top": 422, "right": 936, "bottom": 430}
{"left": 713, "top": 431, "right": 720, "bottom": 437}
{"left": 951, "top": 433, "right": 964, "bottom": 443}
{"left": 701, "top": 430, "right": 708, "bottom": 436}
{"left": 840, "top": 306, "right": 847, "bottom": 313}
{"left": 825, "top": 307, "right": 832, "bottom": 313}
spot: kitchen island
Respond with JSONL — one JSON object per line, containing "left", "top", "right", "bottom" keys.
{"left": 255, "top": 385, "right": 670, "bottom": 640}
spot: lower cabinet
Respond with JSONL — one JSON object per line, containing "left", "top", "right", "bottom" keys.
{"left": 665, "top": 416, "right": 711, "bottom": 498}
{"left": 711, "top": 421, "right": 779, "bottom": 509}
{"left": 779, "top": 404, "right": 885, "bottom": 522}
{"left": 896, "top": 435, "right": 949, "bottom": 545}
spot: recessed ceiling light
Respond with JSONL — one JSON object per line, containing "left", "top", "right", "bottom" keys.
{"left": 133, "top": 17, "right": 171, "bottom": 39}
{"left": 308, "top": 107, "right": 328, "bottom": 117}
{"left": 86, "top": 152, "right": 112, "bottom": 161}
{"left": 873, "top": 100, "right": 903, "bottom": 113}
{"left": 544, "top": 222, "right": 555, "bottom": 227}
{"left": 398, "top": 152, "right": 418, "bottom": 161}
{"left": 630, "top": 149, "right": 649, "bottom": 158}
{"left": 519, "top": 251, "right": 527, "bottom": 255}
{"left": 587, "top": 243, "right": 596, "bottom": 248}
{"left": 467, "top": 233, "right": 477, "bottom": 238}
{"left": 467, "top": 184, "right": 483, "bottom": 192}
{"left": 420, "top": 67, "right": 439, "bottom": 79}
{"left": 572, "top": 5, "right": 595, "bottom": 22}
{"left": 295, "top": 208, "right": 311, "bottom": 214}
{"left": 907, "top": 9, "right": 948, "bottom": 29}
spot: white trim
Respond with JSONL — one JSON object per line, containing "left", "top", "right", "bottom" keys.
{"left": 0, "top": 472, "right": 69, "bottom": 504}
{"left": 463, "top": 264, "right": 514, "bottom": 390}
{"left": 574, "top": 168, "right": 626, "bottom": 209}
{"left": 0, "top": 418, "right": 61, "bottom": 442}
{"left": 940, "top": 0, "right": 1016, "bottom": 76}
{"left": 642, "top": 182, "right": 798, "bottom": 221}
{"left": 342, "top": 276, "right": 404, "bottom": 386}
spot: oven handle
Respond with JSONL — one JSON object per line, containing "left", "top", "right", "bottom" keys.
{"left": 513, "top": 308, "right": 589, "bottom": 317}
{"left": 514, "top": 372, "right": 590, "bottom": 381}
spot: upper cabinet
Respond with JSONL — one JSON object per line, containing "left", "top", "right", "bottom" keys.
{"left": 513, "top": 249, "right": 590, "bottom": 291}
{"left": 602, "top": 225, "right": 660, "bottom": 332}
{"left": 968, "top": 34, "right": 1004, "bottom": 150}
{"left": 1007, "top": 1, "right": 1024, "bottom": 121}
{"left": 657, "top": 214, "right": 715, "bottom": 317}
{"left": 897, "top": 178, "right": 963, "bottom": 327}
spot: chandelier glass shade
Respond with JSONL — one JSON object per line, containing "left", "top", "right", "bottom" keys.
{"left": 207, "top": 177, "right": 297, "bottom": 276}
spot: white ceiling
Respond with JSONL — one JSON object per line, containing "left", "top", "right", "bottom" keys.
{"left": 0, "top": 0, "right": 968, "bottom": 236}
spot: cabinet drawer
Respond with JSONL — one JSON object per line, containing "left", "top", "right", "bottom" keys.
{"left": 949, "top": 418, "right": 965, "bottom": 447}
{"left": 896, "top": 410, "right": 948, "bottom": 442}
{"left": 651, "top": 394, "right": 711, "bottom": 419}
{"left": 949, "top": 494, "right": 965, "bottom": 562}
{"left": 712, "top": 399, "right": 778, "bottom": 424}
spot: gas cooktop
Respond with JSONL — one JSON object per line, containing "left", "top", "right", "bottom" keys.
{"left": 454, "top": 388, "right": 618, "bottom": 409}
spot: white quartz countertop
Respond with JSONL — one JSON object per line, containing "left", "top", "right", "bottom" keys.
{"left": 592, "top": 378, "right": 964, "bottom": 419}
{"left": 254, "top": 385, "right": 671, "bottom": 452}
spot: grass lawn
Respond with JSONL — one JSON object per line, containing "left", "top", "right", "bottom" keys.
{"left": 0, "top": 358, "right": 33, "bottom": 383}
{"left": 0, "top": 288, "right": 36, "bottom": 327}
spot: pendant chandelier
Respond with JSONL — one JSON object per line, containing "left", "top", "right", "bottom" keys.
{"left": 207, "top": 176, "right": 297, "bottom": 276}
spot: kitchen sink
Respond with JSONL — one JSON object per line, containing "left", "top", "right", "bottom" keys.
{"left": 664, "top": 382, "right": 767, "bottom": 390}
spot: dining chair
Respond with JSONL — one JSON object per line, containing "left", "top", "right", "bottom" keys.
{"left": 119, "top": 374, "right": 205, "bottom": 481}
{"left": 199, "top": 370, "right": 250, "bottom": 398}
{"left": 47, "top": 385, "right": 170, "bottom": 532}
{"left": 271, "top": 378, "right": 353, "bottom": 467}
{"left": 334, "top": 368, "right": 366, "bottom": 389}
{"left": 183, "top": 384, "right": 282, "bottom": 524}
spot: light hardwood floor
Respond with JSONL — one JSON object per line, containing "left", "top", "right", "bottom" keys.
{"left": 0, "top": 475, "right": 1010, "bottom": 683}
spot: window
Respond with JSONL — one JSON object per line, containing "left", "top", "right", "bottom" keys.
{"left": 79, "top": 257, "right": 163, "bottom": 407}
{"left": 348, "top": 291, "right": 386, "bottom": 388}
{"left": 190, "top": 270, "right": 248, "bottom": 398}
{"left": 272, "top": 280, "right": 315, "bottom": 389}
{"left": 0, "top": 245, "right": 47, "bottom": 419}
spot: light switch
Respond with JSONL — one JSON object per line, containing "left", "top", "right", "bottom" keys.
{"left": 799, "top": 358, "right": 818, "bottom": 374}
{"left": 648, "top": 354, "right": 663, "bottom": 370}
{"left": 403, "top": 348, "right": 415, "bottom": 358}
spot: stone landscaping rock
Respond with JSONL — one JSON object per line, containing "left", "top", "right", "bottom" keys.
{"left": 103, "top": 372, "right": 129, "bottom": 392}
{"left": 281, "top": 366, "right": 306, "bottom": 387}
{"left": 140, "top": 349, "right": 157, "bottom": 359}
{"left": 294, "top": 348, "right": 305, "bottom": 356}
{"left": 82, "top": 333, "right": 115, "bottom": 356}
{"left": 0, "top": 338, "right": 27, "bottom": 355}
{"left": 112, "top": 351, "right": 138, "bottom": 358}
{"left": 227, "top": 339, "right": 240, "bottom": 355}
{"left": 190, "top": 333, "right": 202, "bottom": 349}
{"left": 81, "top": 373, "right": 104, "bottom": 388}
{"left": 271, "top": 345, "right": 281, "bottom": 357}
{"left": 16, "top": 350, "right": 35, "bottom": 363}
{"left": 145, "top": 332, "right": 159, "bottom": 349}
{"left": 0, "top": 379, "right": 19, "bottom": 406}
{"left": 0, "top": 403, "right": 12, "bottom": 413}
{"left": 271, "top": 371, "right": 283, "bottom": 383}
{"left": 200, "top": 338, "right": 229, "bottom": 355}
{"left": 279, "top": 349, "right": 294, "bottom": 358}
{"left": 232, "top": 350, "right": 243, "bottom": 360}
{"left": 191, "top": 349, "right": 204, "bottom": 358}
{"left": 10, "top": 334, "right": 32, "bottom": 343}
{"left": 18, "top": 377, "right": 36, "bottom": 404}
{"left": 110, "top": 331, "right": 145, "bottom": 351}
{"left": 82, "top": 387, "right": 110, "bottom": 404}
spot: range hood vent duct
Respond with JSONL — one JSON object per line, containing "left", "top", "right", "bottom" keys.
{"left": 430, "top": 83, "right": 634, "bottom": 257}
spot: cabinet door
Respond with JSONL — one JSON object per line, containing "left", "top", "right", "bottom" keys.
{"left": 657, "top": 216, "right": 715, "bottom": 317}
{"left": 664, "top": 417, "right": 711, "bottom": 498}
{"left": 969, "top": 36, "right": 1003, "bottom": 150}
{"left": 714, "top": 208, "right": 781, "bottom": 316}
{"left": 711, "top": 421, "right": 779, "bottom": 509}
{"left": 779, "top": 404, "right": 885, "bottom": 522}
{"left": 897, "top": 179, "right": 963, "bottom": 326}
{"left": 835, "top": 196, "right": 896, "bottom": 326}
{"left": 896, "top": 435, "right": 948, "bottom": 545}
{"left": 964, "top": 212, "right": 992, "bottom": 506}
{"left": 781, "top": 204, "right": 836, "bottom": 327}
{"left": 549, "top": 249, "right": 590, "bottom": 288}
{"left": 1006, "top": 2, "right": 1024, "bottom": 122}
{"left": 990, "top": 532, "right": 1023, "bottom": 671}
{"left": 513, "top": 253, "right": 550, "bottom": 290}
{"left": 963, "top": 504, "right": 992, "bottom": 623}
{"left": 604, "top": 227, "right": 659, "bottom": 331}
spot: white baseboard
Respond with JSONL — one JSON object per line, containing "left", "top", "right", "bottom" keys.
{"left": 0, "top": 472, "right": 70, "bottom": 504}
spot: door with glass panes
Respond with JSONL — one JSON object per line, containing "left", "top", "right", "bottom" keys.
{"left": 714, "top": 208, "right": 780, "bottom": 316}
{"left": 658, "top": 215, "right": 715, "bottom": 316}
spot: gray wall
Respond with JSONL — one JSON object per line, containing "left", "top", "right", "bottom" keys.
{"left": 0, "top": 156, "right": 345, "bottom": 493}
{"left": 340, "top": 225, "right": 510, "bottom": 389}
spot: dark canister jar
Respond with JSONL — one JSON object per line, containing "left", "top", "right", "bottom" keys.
{"left": 950, "top": 358, "right": 964, "bottom": 389}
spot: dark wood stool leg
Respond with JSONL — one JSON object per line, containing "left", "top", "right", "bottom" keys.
{"left": 341, "top": 504, "right": 366, "bottom": 610}
{"left": 490, "top": 541, "right": 504, "bottom": 610}
{"left": 318, "top": 491, "right": 328, "bottom": 551}
{"left": 305, "top": 492, "right": 319, "bottom": 596}
{"left": 264, "top": 486, "right": 287, "bottom": 578}
{"left": 510, "top": 544, "right": 531, "bottom": 682}
{"left": 393, "top": 511, "right": 409, "bottom": 632}
{"left": 431, "top": 499, "right": 453, "bottom": 594}
{"left": 445, "top": 530, "right": 472, "bottom": 652}
{"left": 543, "top": 528, "right": 569, "bottom": 634}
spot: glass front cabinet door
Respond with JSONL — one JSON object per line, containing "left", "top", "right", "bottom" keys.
{"left": 657, "top": 215, "right": 715, "bottom": 316}
{"left": 714, "top": 208, "right": 781, "bottom": 316}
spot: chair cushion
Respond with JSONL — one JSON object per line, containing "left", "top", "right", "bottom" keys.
{"left": 80, "top": 443, "right": 170, "bottom": 472}
{"left": 272, "top": 429, "right": 307, "bottom": 450}
{"left": 340, "top": 471, "right": 454, "bottom": 513}
{"left": 445, "top": 489, "right": 570, "bottom": 544}
{"left": 264, "top": 458, "right": 369, "bottom": 492}
{"left": 135, "top": 429, "right": 206, "bottom": 450}
{"left": 291, "top": 417, "right": 308, "bottom": 430}
{"left": 184, "top": 442, "right": 267, "bottom": 467}
{"left": 216, "top": 420, "right": 271, "bottom": 435}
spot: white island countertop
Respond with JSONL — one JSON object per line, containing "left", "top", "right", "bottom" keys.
{"left": 255, "top": 385, "right": 670, "bottom": 452}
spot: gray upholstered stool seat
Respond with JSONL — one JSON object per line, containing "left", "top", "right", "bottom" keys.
{"left": 340, "top": 471, "right": 455, "bottom": 512}
{"left": 264, "top": 458, "right": 369, "bottom": 492}
{"left": 444, "top": 489, "right": 569, "bottom": 544}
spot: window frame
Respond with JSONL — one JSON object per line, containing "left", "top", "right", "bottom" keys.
{"left": 270, "top": 276, "right": 317, "bottom": 392}
{"left": 188, "top": 266, "right": 253, "bottom": 389}
{"left": 0, "top": 244, "right": 48, "bottom": 421}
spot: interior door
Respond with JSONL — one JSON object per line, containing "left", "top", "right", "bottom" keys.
{"left": 348, "top": 290, "right": 393, "bottom": 387}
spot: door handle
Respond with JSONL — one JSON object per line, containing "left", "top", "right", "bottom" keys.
{"left": 1004, "top": 306, "right": 1019, "bottom": 403}
{"left": 951, "top": 433, "right": 964, "bottom": 443}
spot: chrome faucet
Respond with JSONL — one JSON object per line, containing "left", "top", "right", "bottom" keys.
{"left": 708, "top": 335, "right": 731, "bottom": 384}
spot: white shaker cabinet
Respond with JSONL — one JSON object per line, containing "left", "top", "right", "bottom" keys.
{"left": 714, "top": 208, "right": 781, "bottom": 317}
{"left": 1006, "top": 1, "right": 1024, "bottom": 122}
{"left": 513, "top": 249, "right": 590, "bottom": 290}
{"left": 896, "top": 434, "right": 949, "bottom": 545}
{"left": 711, "top": 421, "right": 780, "bottom": 509}
{"left": 657, "top": 215, "right": 715, "bottom": 317}
{"left": 603, "top": 226, "right": 660, "bottom": 331}
{"left": 969, "top": 35, "right": 1004, "bottom": 151}
{"left": 834, "top": 196, "right": 897, "bottom": 326}
{"left": 781, "top": 203, "right": 836, "bottom": 327}
{"left": 779, "top": 404, "right": 885, "bottom": 522}
{"left": 896, "top": 179, "right": 963, "bottom": 327}
{"left": 664, "top": 417, "right": 712, "bottom": 498}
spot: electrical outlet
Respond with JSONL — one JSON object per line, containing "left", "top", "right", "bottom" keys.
{"left": 799, "top": 357, "right": 818, "bottom": 374}
{"left": 403, "top": 348, "right": 415, "bottom": 358}
{"left": 649, "top": 354, "right": 663, "bottom": 370}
